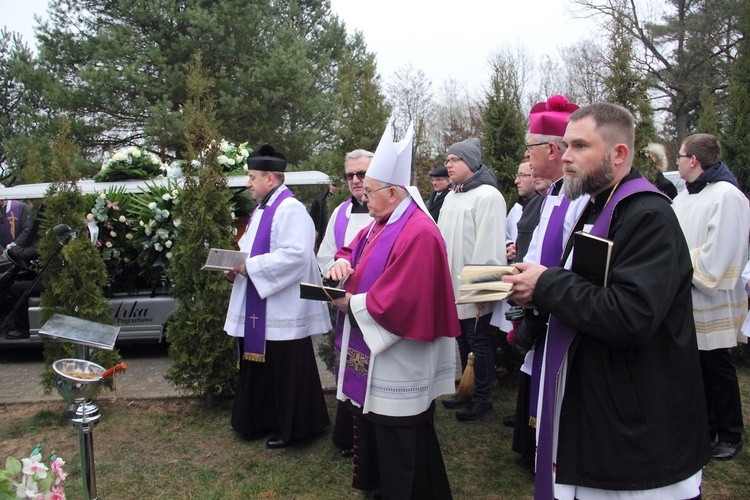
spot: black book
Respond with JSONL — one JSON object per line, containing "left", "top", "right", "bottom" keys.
{"left": 572, "top": 231, "right": 613, "bottom": 287}
{"left": 299, "top": 282, "right": 346, "bottom": 301}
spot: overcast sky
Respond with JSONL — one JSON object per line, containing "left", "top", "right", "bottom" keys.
{"left": 3, "top": 0, "right": 604, "bottom": 95}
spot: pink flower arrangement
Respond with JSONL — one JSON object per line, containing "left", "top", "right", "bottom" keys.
{"left": 0, "top": 447, "right": 67, "bottom": 499}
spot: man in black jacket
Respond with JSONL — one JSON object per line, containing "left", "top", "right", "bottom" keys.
{"left": 425, "top": 165, "right": 451, "bottom": 221}
{"left": 505, "top": 103, "right": 710, "bottom": 498}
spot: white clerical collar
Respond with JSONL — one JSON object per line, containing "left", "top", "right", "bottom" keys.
{"left": 384, "top": 196, "right": 413, "bottom": 226}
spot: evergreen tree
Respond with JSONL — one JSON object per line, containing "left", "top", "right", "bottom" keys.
{"left": 38, "top": 120, "right": 120, "bottom": 392}
{"left": 164, "top": 56, "right": 237, "bottom": 404}
{"left": 482, "top": 51, "right": 526, "bottom": 199}
{"left": 602, "top": 6, "right": 658, "bottom": 181}
{"left": 335, "top": 32, "right": 390, "bottom": 156}
{"left": 696, "top": 88, "right": 720, "bottom": 136}
{"left": 27, "top": 0, "right": 356, "bottom": 167}
{"left": 723, "top": 0, "right": 750, "bottom": 195}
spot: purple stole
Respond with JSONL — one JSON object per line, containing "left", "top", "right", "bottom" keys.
{"left": 242, "top": 188, "right": 294, "bottom": 362}
{"left": 534, "top": 178, "right": 661, "bottom": 500}
{"left": 529, "top": 191, "right": 572, "bottom": 427}
{"left": 336, "top": 201, "right": 417, "bottom": 405}
{"left": 2, "top": 201, "right": 22, "bottom": 246}
{"left": 333, "top": 199, "right": 353, "bottom": 250}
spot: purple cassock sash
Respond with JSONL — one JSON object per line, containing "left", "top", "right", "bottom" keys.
{"left": 534, "top": 178, "right": 661, "bottom": 500}
{"left": 333, "top": 199, "right": 353, "bottom": 250}
{"left": 529, "top": 192, "right": 572, "bottom": 427}
{"left": 242, "top": 188, "right": 294, "bottom": 362}
{"left": 336, "top": 201, "right": 417, "bottom": 406}
{"left": 3, "top": 201, "right": 22, "bottom": 246}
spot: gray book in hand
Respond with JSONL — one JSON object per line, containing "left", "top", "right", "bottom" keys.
{"left": 201, "top": 248, "right": 249, "bottom": 271}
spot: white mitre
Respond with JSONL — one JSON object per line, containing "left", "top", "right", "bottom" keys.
{"left": 367, "top": 118, "right": 432, "bottom": 220}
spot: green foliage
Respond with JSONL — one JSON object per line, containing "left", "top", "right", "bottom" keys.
{"left": 482, "top": 53, "right": 526, "bottom": 198}
{"left": 696, "top": 88, "right": 720, "bottom": 136}
{"left": 37, "top": 124, "right": 120, "bottom": 392}
{"left": 603, "top": 7, "right": 658, "bottom": 181}
{"left": 722, "top": 0, "right": 750, "bottom": 196}
{"left": 165, "top": 56, "right": 236, "bottom": 404}
{"left": 335, "top": 32, "right": 390, "bottom": 154}
{"left": 21, "top": 0, "right": 357, "bottom": 166}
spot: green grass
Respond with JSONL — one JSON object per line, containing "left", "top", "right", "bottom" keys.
{"left": 2, "top": 366, "right": 750, "bottom": 499}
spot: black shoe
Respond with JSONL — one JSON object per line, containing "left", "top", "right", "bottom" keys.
{"left": 266, "top": 435, "right": 290, "bottom": 449}
{"left": 339, "top": 447, "right": 354, "bottom": 458}
{"left": 503, "top": 414, "right": 516, "bottom": 427}
{"left": 5, "top": 329, "right": 30, "bottom": 340}
{"left": 712, "top": 441, "right": 742, "bottom": 460}
{"left": 456, "top": 402, "right": 493, "bottom": 421}
{"left": 442, "top": 393, "right": 472, "bottom": 409}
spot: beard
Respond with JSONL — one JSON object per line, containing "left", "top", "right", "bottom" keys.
{"left": 563, "top": 156, "right": 615, "bottom": 199}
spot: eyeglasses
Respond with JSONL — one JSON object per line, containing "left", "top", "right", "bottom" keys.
{"left": 525, "top": 142, "right": 547, "bottom": 151}
{"left": 361, "top": 185, "right": 392, "bottom": 199}
{"left": 515, "top": 173, "right": 533, "bottom": 179}
{"left": 345, "top": 171, "right": 367, "bottom": 181}
{"left": 674, "top": 154, "right": 692, "bottom": 162}
{"left": 445, "top": 156, "right": 463, "bottom": 165}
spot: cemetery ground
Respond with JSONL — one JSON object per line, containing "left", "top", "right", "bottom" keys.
{"left": 1, "top": 360, "right": 750, "bottom": 498}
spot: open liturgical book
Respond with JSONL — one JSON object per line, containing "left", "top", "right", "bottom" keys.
{"left": 201, "top": 248, "right": 249, "bottom": 271}
{"left": 455, "top": 264, "right": 519, "bottom": 304}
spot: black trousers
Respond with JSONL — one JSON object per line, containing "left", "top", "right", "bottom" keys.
{"left": 699, "top": 348, "right": 743, "bottom": 444}
{"left": 331, "top": 400, "right": 354, "bottom": 449}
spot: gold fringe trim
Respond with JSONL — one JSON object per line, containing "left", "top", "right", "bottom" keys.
{"left": 243, "top": 352, "right": 266, "bottom": 363}
{"left": 529, "top": 416, "right": 537, "bottom": 429}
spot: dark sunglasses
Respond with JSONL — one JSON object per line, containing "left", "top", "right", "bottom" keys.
{"left": 345, "top": 171, "right": 367, "bottom": 181}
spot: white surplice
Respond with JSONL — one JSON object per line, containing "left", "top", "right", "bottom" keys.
{"left": 224, "top": 185, "right": 331, "bottom": 341}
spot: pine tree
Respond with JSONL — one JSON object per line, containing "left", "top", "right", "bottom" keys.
{"left": 722, "top": 0, "right": 750, "bottom": 195}
{"left": 603, "top": 6, "right": 658, "bottom": 181}
{"left": 164, "top": 56, "right": 236, "bottom": 404}
{"left": 335, "top": 32, "right": 390, "bottom": 156}
{"left": 482, "top": 52, "right": 526, "bottom": 198}
{"left": 38, "top": 119, "right": 120, "bottom": 392}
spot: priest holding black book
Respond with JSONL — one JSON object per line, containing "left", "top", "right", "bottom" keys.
{"left": 326, "top": 120, "right": 460, "bottom": 499}
{"left": 504, "top": 103, "right": 709, "bottom": 499}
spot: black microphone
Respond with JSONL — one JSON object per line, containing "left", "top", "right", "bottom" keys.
{"left": 53, "top": 224, "right": 74, "bottom": 245}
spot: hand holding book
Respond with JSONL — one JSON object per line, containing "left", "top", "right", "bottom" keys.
{"left": 455, "top": 264, "right": 519, "bottom": 304}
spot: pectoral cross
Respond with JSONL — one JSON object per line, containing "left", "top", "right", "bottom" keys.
{"left": 248, "top": 313, "right": 259, "bottom": 328}
{"left": 6, "top": 212, "right": 17, "bottom": 239}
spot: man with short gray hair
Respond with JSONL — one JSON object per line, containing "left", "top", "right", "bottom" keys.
{"left": 316, "top": 149, "right": 374, "bottom": 274}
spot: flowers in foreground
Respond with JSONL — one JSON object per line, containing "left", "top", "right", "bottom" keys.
{"left": 0, "top": 447, "right": 67, "bottom": 499}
